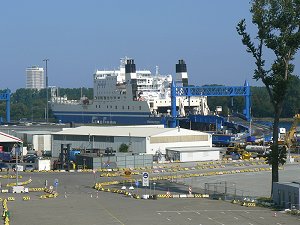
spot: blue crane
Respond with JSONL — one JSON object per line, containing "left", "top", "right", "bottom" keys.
{"left": 169, "top": 81, "right": 251, "bottom": 128}
{"left": 0, "top": 89, "right": 11, "bottom": 123}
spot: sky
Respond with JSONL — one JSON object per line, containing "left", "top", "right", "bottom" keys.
{"left": 0, "top": 0, "right": 299, "bottom": 91}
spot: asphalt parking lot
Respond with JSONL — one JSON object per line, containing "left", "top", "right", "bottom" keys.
{"left": 179, "top": 163, "right": 300, "bottom": 198}
{"left": 0, "top": 164, "right": 299, "bottom": 225}
{"left": 5, "top": 191, "right": 300, "bottom": 225}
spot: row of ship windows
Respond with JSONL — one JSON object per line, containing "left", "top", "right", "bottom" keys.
{"left": 94, "top": 99, "right": 198, "bottom": 104}
{"left": 95, "top": 96, "right": 122, "bottom": 100}
{"left": 152, "top": 100, "right": 197, "bottom": 103}
{"left": 96, "top": 105, "right": 142, "bottom": 110}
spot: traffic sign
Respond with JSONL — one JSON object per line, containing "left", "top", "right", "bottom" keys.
{"left": 54, "top": 178, "right": 59, "bottom": 187}
{"left": 135, "top": 180, "right": 139, "bottom": 187}
{"left": 142, "top": 172, "right": 149, "bottom": 187}
{"left": 188, "top": 186, "right": 192, "bottom": 194}
{"left": 124, "top": 170, "right": 131, "bottom": 177}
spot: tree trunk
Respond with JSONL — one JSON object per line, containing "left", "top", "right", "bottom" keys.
{"left": 271, "top": 109, "right": 280, "bottom": 196}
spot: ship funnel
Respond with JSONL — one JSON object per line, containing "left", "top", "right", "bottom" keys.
{"left": 125, "top": 59, "right": 136, "bottom": 73}
{"left": 125, "top": 59, "right": 137, "bottom": 100}
{"left": 176, "top": 59, "right": 188, "bottom": 87}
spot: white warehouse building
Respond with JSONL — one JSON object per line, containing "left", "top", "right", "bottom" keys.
{"left": 51, "top": 126, "right": 216, "bottom": 161}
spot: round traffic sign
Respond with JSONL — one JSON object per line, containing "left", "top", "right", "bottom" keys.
{"left": 143, "top": 172, "right": 149, "bottom": 179}
{"left": 124, "top": 170, "right": 131, "bottom": 176}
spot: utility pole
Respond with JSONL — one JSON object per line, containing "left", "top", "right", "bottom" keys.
{"left": 43, "top": 59, "right": 49, "bottom": 123}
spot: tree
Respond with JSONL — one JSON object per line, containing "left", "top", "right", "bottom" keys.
{"left": 119, "top": 143, "right": 129, "bottom": 153}
{"left": 237, "top": 0, "right": 300, "bottom": 194}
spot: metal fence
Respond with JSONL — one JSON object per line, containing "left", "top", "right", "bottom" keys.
{"left": 177, "top": 178, "right": 257, "bottom": 201}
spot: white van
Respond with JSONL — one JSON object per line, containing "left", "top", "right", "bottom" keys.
{"left": 9, "top": 186, "right": 28, "bottom": 194}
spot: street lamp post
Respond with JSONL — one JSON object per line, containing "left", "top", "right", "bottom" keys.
{"left": 14, "top": 144, "right": 19, "bottom": 186}
{"left": 43, "top": 59, "right": 49, "bottom": 123}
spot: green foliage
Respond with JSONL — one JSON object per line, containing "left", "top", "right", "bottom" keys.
{"left": 0, "top": 88, "right": 93, "bottom": 122}
{"left": 119, "top": 143, "right": 129, "bottom": 153}
{"left": 265, "top": 145, "right": 287, "bottom": 165}
{"left": 282, "top": 75, "right": 300, "bottom": 117}
{"left": 251, "top": 86, "right": 273, "bottom": 117}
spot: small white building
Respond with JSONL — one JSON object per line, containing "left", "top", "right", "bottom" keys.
{"left": 166, "top": 146, "right": 221, "bottom": 162}
{"left": 51, "top": 126, "right": 213, "bottom": 159}
{"left": 35, "top": 159, "right": 51, "bottom": 171}
{"left": 13, "top": 131, "right": 52, "bottom": 155}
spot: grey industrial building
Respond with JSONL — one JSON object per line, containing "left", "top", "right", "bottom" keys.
{"left": 51, "top": 126, "right": 216, "bottom": 163}
{"left": 273, "top": 181, "right": 300, "bottom": 209}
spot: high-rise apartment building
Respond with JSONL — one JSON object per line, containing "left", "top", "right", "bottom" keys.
{"left": 26, "top": 66, "right": 45, "bottom": 90}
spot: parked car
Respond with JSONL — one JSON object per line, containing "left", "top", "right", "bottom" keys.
{"left": 24, "top": 155, "right": 37, "bottom": 163}
{"left": 12, "top": 165, "right": 24, "bottom": 171}
{"left": 0, "top": 162, "right": 9, "bottom": 171}
{"left": 25, "top": 164, "right": 34, "bottom": 171}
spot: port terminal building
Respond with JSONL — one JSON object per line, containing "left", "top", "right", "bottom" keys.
{"left": 51, "top": 125, "right": 218, "bottom": 162}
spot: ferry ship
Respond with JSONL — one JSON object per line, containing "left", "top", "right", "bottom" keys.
{"left": 50, "top": 58, "right": 210, "bottom": 125}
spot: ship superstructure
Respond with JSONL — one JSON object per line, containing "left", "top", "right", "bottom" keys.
{"left": 50, "top": 58, "right": 210, "bottom": 125}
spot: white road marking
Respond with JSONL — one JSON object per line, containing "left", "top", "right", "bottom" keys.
{"left": 221, "top": 211, "right": 225, "bottom": 214}
{"left": 196, "top": 212, "right": 201, "bottom": 215}
{"left": 259, "top": 217, "right": 264, "bottom": 219}
{"left": 277, "top": 223, "right": 282, "bottom": 225}
{"left": 157, "top": 210, "right": 261, "bottom": 213}
{"left": 234, "top": 217, "right": 239, "bottom": 220}
{"left": 249, "top": 223, "right": 254, "bottom": 225}
{"left": 208, "top": 217, "right": 224, "bottom": 225}
{"left": 187, "top": 218, "right": 192, "bottom": 221}
{"left": 245, "top": 211, "right": 250, "bottom": 213}
{"left": 157, "top": 213, "right": 161, "bottom": 215}
{"left": 167, "top": 218, "right": 171, "bottom": 221}
{"left": 177, "top": 212, "right": 181, "bottom": 215}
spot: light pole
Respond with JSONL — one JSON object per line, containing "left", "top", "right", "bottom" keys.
{"left": 43, "top": 58, "right": 49, "bottom": 123}
{"left": 14, "top": 144, "right": 18, "bottom": 186}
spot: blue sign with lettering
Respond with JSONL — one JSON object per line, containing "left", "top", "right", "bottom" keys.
{"left": 54, "top": 179, "right": 59, "bottom": 187}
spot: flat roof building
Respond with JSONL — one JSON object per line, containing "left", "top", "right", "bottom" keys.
{"left": 51, "top": 126, "right": 213, "bottom": 161}
{"left": 26, "top": 66, "right": 44, "bottom": 90}
{"left": 273, "top": 181, "right": 300, "bottom": 210}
